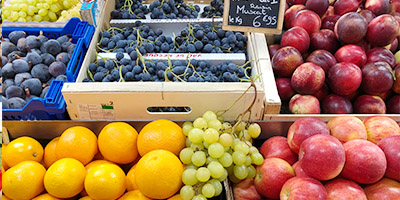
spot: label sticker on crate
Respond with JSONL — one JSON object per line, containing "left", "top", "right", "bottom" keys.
{"left": 77, "top": 104, "right": 115, "bottom": 120}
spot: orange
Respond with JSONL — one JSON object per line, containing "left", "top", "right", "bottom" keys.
{"left": 2, "top": 144, "right": 10, "bottom": 170}
{"left": 44, "top": 158, "right": 87, "bottom": 198}
{"left": 98, "top": 122, "right": 139, "bottom": 164}
{"left": 126, "top": 164, "right": 139, "bottom": 191}
{"left": 3, "top": 136, "right": 44, "bottom": 167}
{"left": 2, "top": 195, "right": 11, "bottom": 200}
{"left": 84, "top": 163, "right": 126, "bottom": 200}
{"left": 56, "top": 126, "right": 98, "bottom": 165}
{"left": 32, "top": 193, "right": 60, "bottom": 200}
{"left": 44, "top": 137, "right": 60, "bottom": 168}
{"left": 79, "top": 197, "right": 94, "bottom": 200}
{"left": 119, "top": 190, "right": 153, "bottom": 200}
{"left": 137, "top": 119, "right": 185, "bottom": 156}
{"left": 168, "top": 194, "right": 183, "bottom": 200}
{"left": 3, "top": 161, "right": 46, "bottom": 200}
{"left": 81, "top": 160, "right": 115, "bottom": 196}
{"left": 135, "top": 150, "right": 184, "bottom": 199}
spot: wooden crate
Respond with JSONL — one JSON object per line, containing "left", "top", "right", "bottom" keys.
{"left": 61, "top": 0, "right": 266, "bottom": 121}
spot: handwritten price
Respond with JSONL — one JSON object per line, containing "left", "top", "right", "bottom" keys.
{"left": 252, "top": 15, "right": 277, "bottom": 27}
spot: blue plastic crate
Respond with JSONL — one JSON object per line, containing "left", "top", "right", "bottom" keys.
{"left": 2, "top": 17, "right": 95, "bottom": 120}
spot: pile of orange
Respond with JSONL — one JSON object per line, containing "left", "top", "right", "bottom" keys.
{"left": 2, "top": 120, "right": 186, "bottom": 200}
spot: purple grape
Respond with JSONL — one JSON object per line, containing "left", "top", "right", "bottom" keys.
{"left": 17, "top": 38, "right": 28, "bottom": 52}
{"left": 2, "top": 41, "right": 18, "bottom": 56}
{"left": 41, "top": 53, "right": 56, "bottom": 66}
{"left": 5, "top": 85, "right": 25, "bottom": 99}
{"left": 8, "top": 97, "right": 27, "bottom": 109}
{"left": 31, "top": 64, "right": 51, "bottom": 82}
{"left": 12, "top": 59, "right": 30, "bottom": 73}
{"left": 15, "top": 72, "right": 32, "bottom": 86}
{"left": 40, "top": 86, "right": 50, "bottom": 98}
{"left": 2, "top": 63, "right": 16, "bottom": 79}
{"left": 2, "top": 56, "right": 8, "bottom": 66}
{"left": 25, "top": 35, "right": 42, "bottom": 49}
{"left": 21, "top": 78, "right": 42, "bottom": 96}
{"left": 42, "top": 39, "right": 61, "bottom": 56}
{"left": 55, "top": 75, "right": 67, "bottom": 82}
{"left": 7, "top": 51, "right": 25, "bottom": 62}
{"left": 3, "top": 79, "right": 15, "bottom": 93}
{"left": 56, "top": 52, "right": 70, "bottom": 65}
{"left": 2, "top": 96, "right": 10, "bottom": 109}
{"left": 8, "top": 31, "right": 27, "bottom": 44}
{"left": 49, "top": 61, "right": 66, "bottom": 77}
{"left": 26, "top": 50, "right": 42, "bottom": 65}
{"left": 57, "top": 35, "right": 70, "bottom": 44}
{"left": 61, "top": 41, "right": 73, "bottom": 52}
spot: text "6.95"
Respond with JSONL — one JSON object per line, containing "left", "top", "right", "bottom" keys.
{"left": 253, "top": 15, "right": 277, "bottom": 27}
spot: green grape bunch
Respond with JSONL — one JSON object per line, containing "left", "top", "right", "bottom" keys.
{"left": 179, "top": 111, "right": 264, "bottom": 200}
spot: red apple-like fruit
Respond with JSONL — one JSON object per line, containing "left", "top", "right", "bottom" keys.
{"left": 289, "top": 94, "right": 321, "bottom": 114}
{"left": 325, "top": 178, "right": 368, "bottom": 200}
{"left": 364, "top": 116, "right": 400, "bottom": 144}
{"left": 361, "top": 62, "right": 394, "bottom": 95}
{"left": 327, "top": 116, "right": 367, "bottom": 143}
{"left": 322, "top": 15, "right": 340, "bottom": 31}
{"left": 392, "top": 66, "right": 400, "bottom": 93}
{"left": 389, "top": 0, "right": 400, "bottom": 13}
{"left": 334, "top": 0, "right": 360, "bottom": 15}
{"left": 321, "top": 6, "right": 335, "bottom": 20}
{"left": 377, "top": 89, "right": 393, "bottom": 101}
{"left": 344, "top": 89, "right": 362, "bottom": 102}
{"left": 276, "top": 78, "right": 296, "bottom": 101}
{"left": 367, "top": 14, "right": 400, "bottom": 47}
{"left": 334, "top": 12, "right": 368, "bottom": 44}
{"left": 335, "top": 45, "right": 367, "bottom": 67}
{"left": 387, "top": 95, "right": 400, "bottom": 114}
{"left": 299, "top": 134, "right": 345, "bottom": 181}
{"left": 233, "top": 178, "right": 262, "bottom": 200}
{"left": 355, "top": 39, "right": 372, "bottom": 52}
{"left": 353, "top": 95, "right": 386, "bottom": 114}
{"left": 281, "top": 27, "right": 310, "bottom": 54}
{"left": 280, "top": 177, "right": 328, "bottom": 200}
{"left": 305, "top": 0, "right": 330, "bottom": 16}
{"left": 310, "top": 29, "right": 338, "bottom": 53}
{"left": 268, "top": 44, "right": 280, "bottom": 59}
{"left": 322, "top": 94, "right": 353, "bottom": 114}
{"left": 341, "top": 139, "right": 387, "bottom": 184}
{"left": 259, "top": 136, "right": 298, "bottom": 165}
{"left": 254, "top": 158, "right": 295, "bottom": 199}
{"left": 291, "top": 62, "right": 325, "bottom": 95}
{"left": 377, "top": 135, "right": 400, "bottom": 181}
{"left": 306, "top": 50, "right": 337, "bottom": 73}
{"left": 328, "top": 62, "right": 362, "bottom": 96}
{"left": 292, "top": 161, "right": 309, "bottom": 177}
{"left": 287, "top": 117, "right": 330, "bottom": 154}
{"left": 287, "top": 0, "right": 307, "bottom": 5}
{"left": 284, "top": 5, "right": 306, "bottom": 28}
{"left": 365, "top": 0, "right": 390, "bottom": 16}
{"left": 385, "top": 37, "right": 398, "bottom": 53}
{"left": 359, "top": 9, "right": 377, "bottom": 23}
{"left": 272, "top": 46, "right": 304, "bottom": 77}
{"left": 313, "top": 83, "right": 330, "bottom": 101}
{"left": 292, "top": 10, "right": 322, "bottom": 35}
{"left": 364, "top": 178, "right": 400, "bottom": 200}
{"left": 366, "top": 48, "right": 396, "bottom": 68}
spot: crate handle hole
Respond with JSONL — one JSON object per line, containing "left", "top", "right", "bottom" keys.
{"left": 147, "top": 106, "right": 192, "bottom": 114}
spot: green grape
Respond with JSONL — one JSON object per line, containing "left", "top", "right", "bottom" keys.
{"left": 241, "top": 130, "right": 251, "bottom": 141}
{"left": 229, "top": 173, "right": 241, "bottom": 183}
{"left": 50, "top": 4, "right": 59, "bottom": 12}
{"left": 218, "top": 169, "right": 228, "bottom": 181}
{"left": 11, "top": 12, "right": 20, "bottom": 21}
{"left": 248, "top": 123, "right": 261, "bottom": 138}
{"left": 209, "top": 179, "right": 223, "bottom": 196}
{"left": 43, "top": 3, "right": 50, "bottom": 9}
{"left": 206, "top": 156, "right": 216, "bottom": 165}
{"left": 19, "top": 4, "right": 28, "bottom": 11}
{"left": 202, "top": 111, "right": 217, "bottom": 122}
{"left": 207, "top": 161, "right": 224, "bottom": 179}
{"left": 217, "top": 115, "right": 224, "bottom": 122}
{"left": 179, "top": 147, "right": 194, "bottom": 165}
{"left": 33, "top": 14, "right": 42, "bottom": 22}
{"left": 188, "top": 128, "right": 204, "bottom": 144}
{"left": 193, "top": 117, "right": 208, "bottom": 130}
{"left": 28, "top": 0, "right": 37, "bottom": 4}
{"left": 219, "top": 133, "right": 233, "bottom": 147}
{"left": 4, "top": 9, "right": 11, "bottom": 18}
{"left": 38, "top": 8, "right": 48, "bottom": 16}
{"left": 234, "top": 141, "right": 250, "bottom": 155}
{"left": 27, "top": 7, "right": 35, "bottom": 16}
{"left": 203, "top": 128, "right": 219, "bottom": 144}
{"left": 251, "top": 153, "right": 264, "bottom": 165}
{"left": 222, "top": 122, "right": 232, "bottom": 132}
{"left": 192, "top": 151, "right": 206, "bottom": 167}
{"left": 196, "top": 167, "right": 211, "bottom": 182}
{"left": 17, "top": 17, "right": 27, "bottom": 22}
{"left": 247, "top": 165, "right": 256, "bottom": 179}
{"left": 48, "top": 11, "right": 57, "bottom": 20}
{"left": 63, "top": 0, "right": 71, "bottom": 8}
{"left": 208, "top": 119, "right": 222, "bottom": 130}
{"left": 190, "top": 143, "right": 204, "bottom": 151}
{"left": 185, "top": 164, "right": 197, "bottom": 170}
{"left": 203, "top": 141, "right": 210, "bottom": 149}
{"left": 232, "top": 138, "right": 240, "bottom": 147}
{"left": 12, "top": 4, "right": 20, "bottom": 11}
{"left": 42, "top": 15, "right": 50, "bottom": 22}
{"left": 180, "top": 185, "right": 195, "bottom": 200}
{"left": 19, "top": 11, "right": 27, "bottom": 17}
{"left": 186, "top": 138, "right": 192, "bottom": 147}
{"left": 202, "top": 183, "right": 215, "bottom": 198}
{"left": 218, "top": 152, "right": 233, "bottom": 167}
{"left": 234, "top": 164, "right": 248, "bottom": 180}
{"left": 192, "top": 194, "right": 207, "bottom": 200}
{"left": 182, "top": 168, "right": 198, "bottom": 186}
{"left": 232, "top": 151, "right": 246, "bottom": 165}
{"left": 36, "top": 3, "right": 43, "bottom": 9}
{"left": 249, "top": 146, "right": 259, "bottom": 154}
{"left": 224, "top": 147, "right": 230, "bottom": 152}
{"left": 45, "top": 0, "right": 53, "bottom": 4}
{"left": 182, "top": 122, "right": 193, "bottom": 136}
{"left": 245, "top": 156, "right": 252, "bottom": 166}
{"left": 208, "top": 143, "right": 224, "bottom": 159}
{"left": 236, "top": 121, "right": 247, "bottom": 132}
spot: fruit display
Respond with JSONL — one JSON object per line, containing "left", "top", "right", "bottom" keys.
{"left": 2, "top": 110, "right": 265, "bottom": 200}
{"left": 2, "top": 30, "right": 74, "bottom": 109}
{"left": 233, "top": 116, "right": 400, "bottom": 200}
{"left": 2, "top": 0, "right": 81, "bottom": 22}
{"left": 111, "top": 0, "right": 149, "bottom": 19}
{"left": 201, "top": 0, "right": 224, "bottom": 18}
{"left": 272, "top": 0, "right": 400, "bottom": 114}
{"left": 148, "top": 0, "right": 200, "bottom": 19}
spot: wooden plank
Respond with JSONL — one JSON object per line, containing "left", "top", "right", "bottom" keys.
{"left": 252, "top": 33, "right": 271, "bottom": 60}
{"left": 2, "top": 127, "right": 10, "bottom": 144}
{"left": 264, "top": 114, "right": 400, "bottom": 122}
{"left": 257, "top": 60, "right": 281, "bottom": 115}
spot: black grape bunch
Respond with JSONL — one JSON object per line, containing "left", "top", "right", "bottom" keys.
{"left": 149, "top": 0, "right": 200, "bottom": 19}
{"left": 111, "top": 0, "right": 150, "bottom": 19}
{"left": 201, "top": 0, "right": 224, "bottom": 18}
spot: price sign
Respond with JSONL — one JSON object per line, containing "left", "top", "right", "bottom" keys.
{"left": 222, "top": 0, "right": 285, "bottom": 34}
